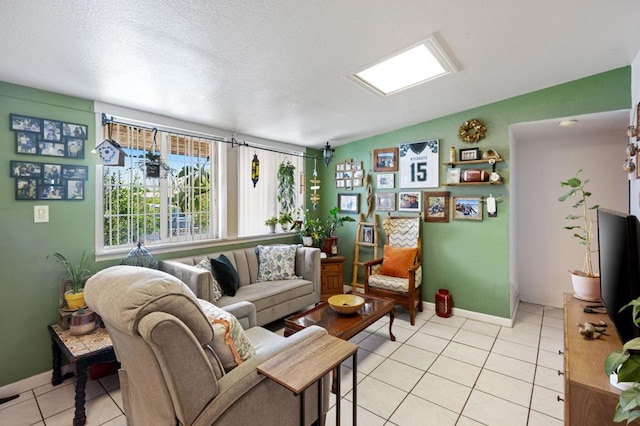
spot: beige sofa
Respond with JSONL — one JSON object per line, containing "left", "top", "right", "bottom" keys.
{"left": 85, "top": 266, "right": 329, "bottom": 425}
{"left": 158, "top": 246, "right": 321, "bottom": 326}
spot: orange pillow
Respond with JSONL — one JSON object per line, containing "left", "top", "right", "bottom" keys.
{"left": 380, "top": 245, "right": 418, "bottom": 278}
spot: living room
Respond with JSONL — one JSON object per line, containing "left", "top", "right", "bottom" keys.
{"left": 1, "top": 2, "right": 640, "bottom": 425}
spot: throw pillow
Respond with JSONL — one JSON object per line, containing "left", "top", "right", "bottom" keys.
{"left": 380, "top": 245, "right": 418, "bottom": 279}
{"left": 197, "top": 299, "right": 256, "bottom": 372}
{"left": 256, "top": 244, "right": 298, "bottom": 281}
{"left": 194, "top": 257, "right": 224, "bottom": 303}
{"left": 210, "top": 254, "right": 240, "bottom": 296}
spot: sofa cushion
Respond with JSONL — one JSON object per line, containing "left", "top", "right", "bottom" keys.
{"left": 195, "top": 257, "right": 223, "bottom": 303}
{"left": 214, "top": 279, "right": 313, "bottom": 313}
{"left": 256, "top": 244, "right": 299, "bottom": 282}
{"left": 197, "top": 299, "right": 256, "bottom": 372}
{"left": 211, "top": 254, "right": 240, "bottom": 296}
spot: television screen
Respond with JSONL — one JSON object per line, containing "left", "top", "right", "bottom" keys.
{"left": 597, "top": 208, "right": 640, "bottom": 343}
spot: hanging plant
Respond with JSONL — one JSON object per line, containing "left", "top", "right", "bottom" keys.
{"left": 277, "top": 160, "right": 296, "bottom": 215}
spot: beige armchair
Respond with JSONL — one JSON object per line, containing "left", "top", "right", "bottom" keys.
{"left": 84, "top": 265, "right": 329, "bottom": 425}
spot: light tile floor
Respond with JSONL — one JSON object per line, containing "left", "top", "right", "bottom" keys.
{"left": 0, "top": 302, "right": 564, "bottom": 426}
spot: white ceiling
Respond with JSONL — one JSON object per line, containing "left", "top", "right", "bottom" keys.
{"left": 1, "top": 1, "right": 639, "bottom": 149}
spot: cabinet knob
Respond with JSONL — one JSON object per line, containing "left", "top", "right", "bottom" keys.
{"left": 558, "top": 350, "right": 564, "bottom": 355}
{"left": 557, "top": 370, "right": 564, "bottom": 376}
{"left": 557, "top": 396, "right": 564, "bottom": 402}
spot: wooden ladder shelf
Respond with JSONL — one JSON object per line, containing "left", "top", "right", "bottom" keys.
{"left": 352, "top": 213, "right": 379, "bottom": 289}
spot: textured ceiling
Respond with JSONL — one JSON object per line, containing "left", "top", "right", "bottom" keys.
{"left": 1, "top": 1, "right": 639, "bottom": 148}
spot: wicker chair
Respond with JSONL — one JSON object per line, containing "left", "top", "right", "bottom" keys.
{"left": 364, "top": 214, "right": 423, "bottom": 325}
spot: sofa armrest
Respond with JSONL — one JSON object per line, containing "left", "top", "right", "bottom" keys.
{"left": 296, "top": 247, "right": 321, "bottom": 300}
{"left": 158, "top": 260, "right": 213, "bottom": 301}
{"left": 222, "top": 301, "right": 257, "bottom": 330}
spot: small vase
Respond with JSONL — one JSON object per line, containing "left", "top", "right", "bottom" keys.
{"left": 281, "top": 223, "right": 290, "bottom": 232}
{"left": 302, "top": 236, "right": 313, "bottom": 247}
{"left": 323, "top": 237, "right": 338, "bottom": 256}
{"left": 70, "top": 309, "right": 96, "bottom": 335}
{"left": 268, "top": 224, "right": 276, "bottom": 234}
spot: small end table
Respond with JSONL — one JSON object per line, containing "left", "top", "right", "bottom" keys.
{"left": 47, "top": 324, "right": 116, "bottom": 426}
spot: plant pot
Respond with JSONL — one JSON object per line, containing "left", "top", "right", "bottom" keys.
{"left": 570, "top": 271, "right": 600, "bottom": 302}
{"left": 70, "top": 309, "right": 96, "bottom": 335}
{"left": 302, "top": 236, "right": 313, "bottom": 247}
{"left": 64, "top": 290, "right": 86, "bottom": 310}
{"left": 268, "top": 224, "right": 276, "bottom": 234}
{"left": 323, "top": 237, "right": 338, "bottom": 256}
{"left": 280, "top": 223, "right": 290, "bottom": 232}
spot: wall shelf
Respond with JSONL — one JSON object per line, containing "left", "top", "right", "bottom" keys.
{"left": 443, "top": 159, "right": 503, "bottom": 166}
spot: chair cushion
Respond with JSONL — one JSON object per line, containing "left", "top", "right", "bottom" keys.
{"left": 195, "top": 257, "right": 223, "bottom": 302}
{"left": 256, "top": 244, "right": 299, "bottom": 281}
{"left": 380, "top": 245, "right": 418, "bottom": 278}
{"left": 369, "top": 274, "right": 413, "bottom": 292}
{"left": 211, "top": 254, "right": 240, "bottom": 296}
{"left": 197, "top": 299, "right": 256, "bottom": 372}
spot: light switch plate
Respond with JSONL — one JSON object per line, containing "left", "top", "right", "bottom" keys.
{"left": 34, "top": 205, "right": 49, "bottom": 223}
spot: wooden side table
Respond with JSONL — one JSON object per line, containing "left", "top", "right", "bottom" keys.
{"left": 47, "top": 324, "right": 117, "bottom": 426}
{"left": 321, "top": 255, "right": 346, "bottom": 301}
{"left": 257, "top": 334, "right": 358, "bottom": 426}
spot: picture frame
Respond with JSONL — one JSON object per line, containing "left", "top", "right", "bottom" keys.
{"left": 373, "top": 148, "right": 399, "bottom": 172}
{"left": 62, "top": 122, "right": 88, "bottom": 139}
{"left": 424, "top": 191, "right": 450, "bottom": 223}
{"left": 10, "top": 114, "right": 41, "bottom": 133}
{"left": 335, "top": 160, "right": 365, "bottom": 188}
{"left": 10, "top": 161, "right": 42, "bottom": 178}
{"left": 37, "top": 141, "right": 66, "bottom": 157}
{"left": 43, "top": 164, "right": 63, "bottom": 184}
{"left": 42, "top": 119, "right": 62, "bottom": 142}
{"left": 38, "top": 184, "right": 65, "bottom": 200}
{"left": 61, "top": 165, "right": 88, "bottom": 180}
{"left": 338, "top": 193, "right": 360, "bottom": 213}
{"left": 66, "top": 180, "right": 85, "bottom": 200}
{"left": 375, "top": 193, "right": 396, "bottom": 211}
{"left": 16, "top": 131, "right": 38, "bottom": 154}
{"left": 459, "top": 147, "right": 480, "bottom": 161}
{"left": 16, "top": 178, "right": 38, "bottom": 200}
{"left": 362, "top": 225, "right": 374, "bottom": 244}
{"left": 453, "top": 196, "right": 482, "bottom": 220}
{"left": 446, "top": 168, "right": 461, "bottom": 184}
{"left": 399, "top": 140, "right": 439, "bottom": 188}
{"left": 398, "top": 191, "right": 421, "bottom": 212}
{"left": 65, "top": 137, "right": 85, "bottom": 159}
{"left": 376, "top": 173, "right": 394, "bottom": 189}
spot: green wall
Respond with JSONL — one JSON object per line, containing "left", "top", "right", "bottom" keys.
{"left": 0, "top": 66, "right": 630, "bottom": 386}
{"left": 319, "top": 67, "right": 631, "bottom": 319}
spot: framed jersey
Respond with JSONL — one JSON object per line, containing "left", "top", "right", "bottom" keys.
{"left": 399, "top": 140, "right": 439, "bottom": 188}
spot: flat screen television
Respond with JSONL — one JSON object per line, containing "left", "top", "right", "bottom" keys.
{"left": 597, "top": 208, "right": 640, "bottom": 343}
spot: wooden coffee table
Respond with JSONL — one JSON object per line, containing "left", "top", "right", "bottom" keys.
{"left": 285, "top": 292, "right": 395, "bottom": 341}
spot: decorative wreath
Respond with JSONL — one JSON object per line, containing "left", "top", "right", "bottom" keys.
{"left": 458, "top": 119, "right": 487, "bottom": 143}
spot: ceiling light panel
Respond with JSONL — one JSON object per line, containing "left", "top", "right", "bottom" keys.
{"left": 352, "top": 36, "right": 458, "bottom": 96}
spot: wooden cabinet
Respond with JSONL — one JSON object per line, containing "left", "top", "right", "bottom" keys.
{"left": 320, "top": 255, "right": 345, "bottom": 301}
{"left": 563, "top": 293, "right": 621, "bottom": 425}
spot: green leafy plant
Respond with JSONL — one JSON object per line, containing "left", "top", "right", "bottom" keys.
{"left": 277, "top": 161, "right": 296, "bottom": 217}
{"left": 47, "top": 251, "right": 92, "bottom": 294}
{"left": 605, "top": 298, "right": 640, "bottom": 423}
{"left": 324, "top": 207, "right": 355, "bottom": 237}
{"left": 558, "top": 169, "right": 600, "bottom": 277}
{"left": 277, "top": 213, "right": 293, "bottom": 226}
{"left": 264, "top": 216, "right": 278, "bottom": 226}
{"left": 294, "top": 210, "right": 324, "bottom": 245}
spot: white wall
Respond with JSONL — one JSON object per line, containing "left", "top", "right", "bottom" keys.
{"left": 630, "top": 50, "right": 640, "bottom": 218}
{"left": 512, "top": 118, "right": 628, "bottom": 307}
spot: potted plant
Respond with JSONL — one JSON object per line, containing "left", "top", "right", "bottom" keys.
{"left": 321, "top": 207, "right": 355, "bottom": 255}
{"left": 69, "top": 306, "right": 97, "bottom": 335}
{"left": 295, "top": 210, "right": 324, "bottom": 246}
{"left": 278, "top": 212, "right": 293, "bottom": 231}
{"left": 605, "top": 298, "right": 640, "bottom": 423}
{"left": 558, "top": 168, "right": 600, "bottom": 301}
{"left": 265, "top": 216, "right": 277, "bottom": 233}
{"left": 277, "top": 160, "right": 296, "bottom": 220}
{"left": 48, "top": 250, "right": 92, "bottom": 310}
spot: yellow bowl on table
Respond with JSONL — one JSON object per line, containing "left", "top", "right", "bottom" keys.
{"left": 328, "top": 294, "right": 365, "bottom": 315}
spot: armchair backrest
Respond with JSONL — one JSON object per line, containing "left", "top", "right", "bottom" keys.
{"left": 84, "top": 266, "right": 223, "bottom": 425}
{"left": 382, "top": 214, "right": 421, "bottom": 257}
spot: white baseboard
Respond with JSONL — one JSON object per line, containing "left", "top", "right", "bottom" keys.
{"left": 423, "top": 301, "right": 515, "bottom": 328}
{"left": 0, "top": 364, "right": 75, "bottom": 399}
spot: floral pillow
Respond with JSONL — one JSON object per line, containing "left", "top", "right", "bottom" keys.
{"left": 195, "top": 257, "right": 224, "bottom": 303}
{"left": 197, "top": 299, "right": 256, "bottom": 372}
{"left": 256, "top": 244, "right": 299, "bottom": 281}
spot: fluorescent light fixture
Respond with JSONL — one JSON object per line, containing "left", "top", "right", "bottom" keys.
{"left": 353, "top": 36, "right": 457, "bottom": 96}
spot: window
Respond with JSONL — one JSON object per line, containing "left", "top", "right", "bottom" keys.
{"left": 237, "top": 145, "right": 304, "bottom": 236}
{"left": 99, "top": 122, "right": 218, "bottom": 252}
